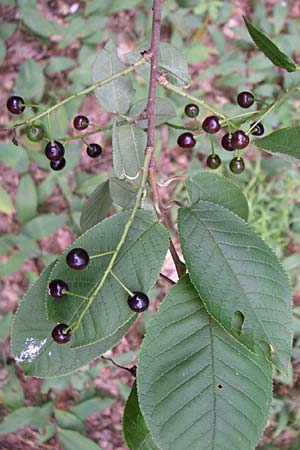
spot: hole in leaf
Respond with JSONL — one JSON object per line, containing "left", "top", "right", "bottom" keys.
{"left": 231, "top": 310, "right": 244, "bottom": 336}
{"left": 217, "top": 384, "right": 223, "bottom": 390}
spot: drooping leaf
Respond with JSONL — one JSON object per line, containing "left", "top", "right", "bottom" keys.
{"left": 138, "top": 275, "right": 273, "bottom": 450}
{"left": 11, "top": 264, "right": 136, "bottom": 377}
{"left": 123, "top": 381, "right": 159, "bottom": 450}
{"left": 54, "top": 409, "right": 85, "bottom": 433}
{"left": 0, "top": 407, "right": 40, "bottom": 434}
{"left": 0, "top": 184, "right": 14, "bottom": 214}
{"left": 23, "top": 213, "right": 68, "bottom": 239}
{"left": 109, "top": 177, "right": 138, "bottom": 210}
{"left": 254, "top": 127, "right": 300, "bottom": 162}
{"left": 0, "top": 312, "right": 13, "bottom": 339}
{"left": 0, "top": 252, "right": 26, "bottom": 278}
{"left": 46, "top": 57, "right": 75, "bottom": 75}
{"left": 16, "top": 59, "right": 45, "bottom": 102}
{"left": 112, "top": 122, "right": 146, "bottom": 179}
{"left": 46, "top": 210, "right": 169, "bottom": 348}
{"left": 19, "top": 0, "right": 58, "bottom": 38}
{"left": 58, "top": 429, "right": 103, "bottom": 450}
{"left": 92, "top": 40, "right": 135, "bottom": 113}
{"left": 178, "top": 201, "right": 292, "bottom": 372}
{"left": 186, "top": 171, "right": 249, "bottom": 221}
{"left": 80, "top": 180, "right": 112, "bottom": 232}
{"left": 2, "top": 366, "right": 24, "bottom": 410}
{"left": 15, "top": 174, "right": 38, "bottom": 224}
{"left": 129, "top": 97, "right": 176, "bottom": 128}
{"left": 243, "top": 17, "right": 297, "bottom": 72}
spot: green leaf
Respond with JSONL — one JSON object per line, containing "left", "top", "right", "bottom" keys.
{"left": 46, "top": 210, "right": 169, "bottom": 348}
{"left": 23, "top": 213, "right": 67, "bottom": 239}
{"left": 243, "top": 17, "right": 297, "bottom": 72}
{"left": 80, "top": 180, "right": 112, "bottom": 232}
{"left": 15, "top": 174, "right": 38, "bottom": 224}
{"left": 71, "top": 398, "right": 115, "bottom": 420}
{"left": 0, "top": 142, "right": 29, "bottom": 172}
{"left": 0, "top": 252, "right": 26, "bottom": 278}
{"left": 178, "top": 201, "right": 292, "bottom": 372}
{"left": 123, "top": 381, "right": 159, "bottom": 450}
{"left": 0, "top": 406, "right": 40, "bottom": 434}
{"left": 92, "top": 40, "right": 135, "bottom": 113}
{"left": 37, "top": 175, "right": 57, "bottom": 204}
{"left": 0, "top": 312, "right": 13, "bottom": 339}
{"left": 11, "top": 263, "right": 136, "bottom": 377}
{"left": 0, "top": 39, "right": 6, "bottom": 64}
{"left": 54, "top": 409, "right": 85, "bottom": 433}
{"left": 19, "top": 1, "right": 58, "bottom": 38}
{"left": 109, "top": 178, "right": 138, "bottom": 210}
{"left": 129, "top": 97, "right": 176, "bottom": 128}
{"left": 7, "top": 234, "right": 40, "bottom": 258}
{"left": 0, "top": 184, "right": 14, "bottom": 214}
{"left": 186, "top": 171, "right": 249, "bottom": 221}
{"left": 254, "top": 127, "right": 300, "bottom": 162}
{"left": 112, "top": 122, "right": 146, "bottom": 179}
{"left": 2, "top": 366, "right": 24, "bottom": 410}
{"left": 137, "top": 275, "right": 273, "bottom": 450}
{"left": 16, "top": 59, "right": 45, "bottom": 102}
{"left": 58, "top": 429, "right": 103, "bottom": 450}
{"left": 46, "top": 57, "right": 75, "bottom": 75}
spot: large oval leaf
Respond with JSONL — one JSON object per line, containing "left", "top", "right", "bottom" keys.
{"left": 254, "top": 127, "right": 300, "bottom": 162}
{"left": 243, "top": 17, "right": 297, "bottom": 72}
{"left": 112, "top": 122, "right": 146, "bottom": 179}
{"left": 46, "top": 210, "right": 169, "bottom": 348}
{"left": 186, "top": 171, "right": 249, "bottom": 221}
{"left": 138, "top": 275, "right": 273, "bottom": 450}
{"left": 123, "top": 381, "right": 159, "bottom": 450}
{"left": 129, "top": 97, "right": 176, "bottom": 128}
{"left": 92, "top": 40, "right": 135, "bottom": 113}
{"left": 11, "top": 263, "right": 136, "bottom": 378}
{"left": 178, "top": 201, "right": 292, "bottom": 372}
{"left": 80, "top": 180, "right": 112, "bottom": 232}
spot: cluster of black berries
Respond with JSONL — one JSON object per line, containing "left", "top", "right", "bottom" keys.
{"left": 177, "top": 92, "right": 264, "bottom": 175}
{"left": 6, "top": 97, "right": 103, "bottom": 171}
{"left": 48, "top": 247, "right": 149, "bottom": 344}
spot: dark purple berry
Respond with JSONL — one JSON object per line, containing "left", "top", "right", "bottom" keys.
{"left": 66, "top": 247, "right": 89, "bottom": 270}
{"left": 184, "top": 103, "right": 199, "bottom": 118}
{"left": 73, "top": 115, "right": 89, "bottom": 130}
{"left": 237, "top": 91, "right": 254, "bottom": 108}
{"left": 207, "top": 154, "right": 221, "bottom": 169}
{"left": 231, "top": 130, "right": 249, "bottom": 150}
{"left": 128, "top": 291, "right": 149, "bottom": 313}
{"left": 48, "top": 279, "right": 69, "bottom": 298}
{"left": 221, "top": 133, "right": 235, "bottom": 151}
{"left": 45, "top": 141, "right": 65, "bottom": 161}
{"left": 50, "top": 157, "right": 66, "bottom": 171}
{"left": 26, "top": 124, "right": 44, "bottom": 142}
{"left": 250, "top": 122, "right": 264, "bottom": 136}
{"left": 7, "top": 96, "right": 25, "bottom": 114}
{"left": 51, "top": 323, "right": 72, "bottom": 344}
{"left": 86, "top": 143, "right": 102, "bottom": 158}
{"left": 229, "top": 157, "right": 245, "bottom": 174}
{"left": 202, "top": 116, "right": 221, "bottom": 134}
{"left": 177, "top": 132, "right": 196, "bottom": 148}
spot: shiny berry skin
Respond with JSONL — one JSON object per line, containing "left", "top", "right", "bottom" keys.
{"left": 237, "top": 91, "right": 254, "bottom": 108}
{"left": 51, "top": 323, "right": 72, "bottom": 344}
{"left": 128, "top": 291, "right": 149, "bottom": 313}
{"left": 229, "top": 157, "right": 245, "bottom": 174}
{"left": 202, "top": 116, "right": 221, "bottom": 134}
{"left": 73, "top": 115, "right": 89, "bottom": 130}
{"left": 86, "top": 143, "right": 102, "bottom": 158}
{"left": 7, "top": 96, "right": 25, "bottom": 114}
{"left": 231, "top": 130, "right": 249, "bottom": 150}
{"left": 250, "top": 122, "right": 264, "bottom": 136}
{"left": 207, "top": 154, "right": 221, "bottom": 169}
{"left": 45, "top": 141, "right": 65, "bottom": 161}
{"left": 66, "top": 247, "right": 89, "bottom": 270}
{"left": 177, "top": 132, "right": 196, "bottom": 148}
{"left": 221, "top": 133, "right": 235, "bottom": 151}
{"left": 50, "top": 157, "right": 66, "bottom": 171}
{"left": 26, "top": 124, "right": 44, "bottom": 142}
{"left": 48, "top": 279, "right": 68, "bottom": 298}
{"left": 184, "top": 103, "right": 199, "bottom": 118}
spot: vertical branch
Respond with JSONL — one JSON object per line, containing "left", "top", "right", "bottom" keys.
{"left": 145, "top": 0, "right": 186, "bottom": 278}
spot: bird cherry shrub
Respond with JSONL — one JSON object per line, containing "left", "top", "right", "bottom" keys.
{"left": 8, "top": 4, "right": 299, "bottom": 449}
